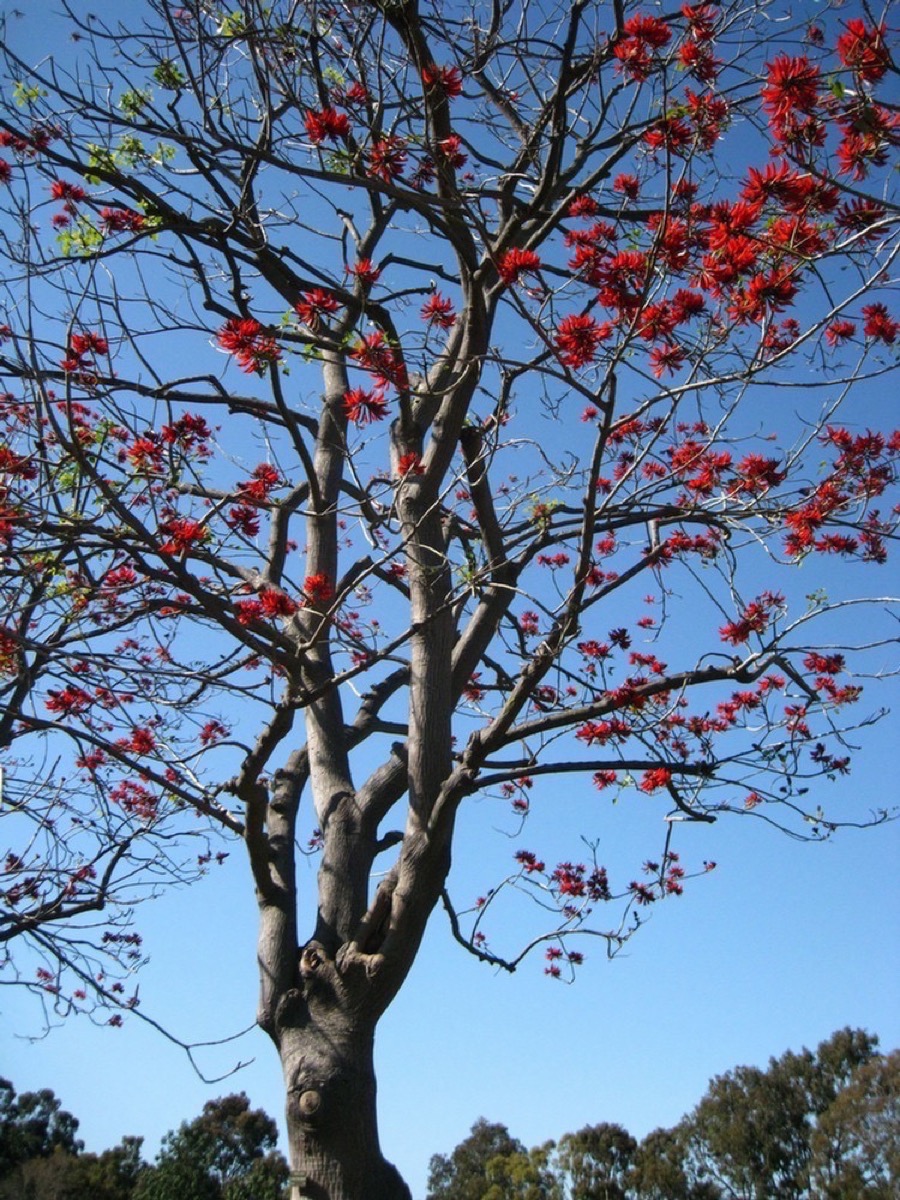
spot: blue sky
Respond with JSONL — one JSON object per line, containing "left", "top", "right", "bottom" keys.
{"left": 1, "top": 3, "right": 899, "bottom": 1198}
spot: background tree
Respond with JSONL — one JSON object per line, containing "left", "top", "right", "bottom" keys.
{"left": 427, "top": 1030, "right": 897, "bottom": 1200}
{"left": 680, "top": 1028, "right": 881, "bottom": 1199}
{"left": 554, "top": 1123, "right": 636, "bottom": 1200}
{"left": 0, "top": 1080, "right": 82, "bottom": 1180}
{"left": 0, "top": 1139, "right": 145, "bottom": 1200}
{"left": 133, "top": 1094, "right": 287, "bottom": 1200}
{"left": 809, "top": 1050, "right": 900, "bottom": 1200}
{"left": 427, "top": 1120, "right": 530, "bottom": 1200}
{"left": 0, "top": 1, "right": 897, "bottom": 1197}
{"left": 628, "top": 1127, "right": 721, "bottom": 1200}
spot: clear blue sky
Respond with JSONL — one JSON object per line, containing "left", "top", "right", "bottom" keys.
{"left": 1, "top": 3, "right": 899, "bottom": 1198}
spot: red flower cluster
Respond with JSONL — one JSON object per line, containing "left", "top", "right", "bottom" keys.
{"left": 396, "top": 451, "right": 424, "bottom": 477}
{"left": 613, "top": 15, "right": 672, "bottom": 82}
{"left": 237, "top": 462, "right": 282, "bottom": 503}
{"left": 555, "top": 313, "right": 610, "bottom": 368}
{"left": 61, "top": 330, "right": 108, "bottom": 376}
{"left": 368, "top": 135, "right": 407, "bottom": 182}
{"left": 347, "top": 258, "right": 380, "bottom": 287}
{"left": 836, "top": 19, "right": 889, "bottom": 82}
{"left": 217, "top": 317, "right": 281, "bottom": 373}
{"left": 304, "top": 573, "right": 334, "bottom": 605}
{"left": 719, "top": 592, "right": 783, "bottom": 645}
{"left": 762, "top": 54, "right": 823, "bottom": 149}
{"left": 497, "top": 247, "right": 541, "bottom": 285}
{"left": 343, "top": 387, "right": 389, "bottom": 425}
{"left": 158, "top": 516, "right": 208, "bottom": 556}
{"left": 304, "top": 107, "right": 350, "bottom": 144}
{"left": 421, "top": 293, "right": 456, "bottom": 328}
{"left": 45, "top": 685, "right": 93, "bottom": 716}
{"left": 99, "top": 206, "right": 145, "bottom": 234}
{"left": 295, "top": 288, "right": 340, "bottom": 326}
{"left": 421, "top": 63, "right": 463, "bottom": 98}
{"left": 349, "top": 331, "right": 407, "bottom": 389}
{"left": 638, "top": 767, "right": 671, "bottom": 793}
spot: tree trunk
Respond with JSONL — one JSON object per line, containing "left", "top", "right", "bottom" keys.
{"left": 274, "top": 947, "right": 411, "bottom": 1200}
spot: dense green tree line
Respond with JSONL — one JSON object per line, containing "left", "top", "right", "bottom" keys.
{"left": 427, "top": 1030, "right": 899, "bottom": 1200}
{"left": 2, "top": 1029, "right": 895, "bottom": 1198}
{"left": 0, "top": 1086, "right": 287, "bottom": 1200}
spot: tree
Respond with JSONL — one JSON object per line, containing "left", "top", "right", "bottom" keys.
{"left": 554, "top": 1123, "right": 636, "bottom": 1200}
{"left": 809, "top": 1050, "right": 900, "bottom": 1199}
{"left": 133, "top": 1094, "right": 288, "bottom": 1200}
{"left": 0, "top": 1080, "right": 82, "bottom": 1179}
{"left": 681, "top": 1028, "right": 882, "bottom": 1199}
{"left": 0, "top": 1139, "right": 144, "bottom": 1200}
{"left": 427, "top": 1119, "right": 529, "bottom": 1200}
{"left": 0, "top": 2, "right": 897, "bottom": 1196}
{"left": 628, "top": 1127, "right": 721, "bottom": 1200}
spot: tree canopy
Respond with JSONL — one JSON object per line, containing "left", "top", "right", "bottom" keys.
{"left": 0, "top": 1, "right": 897, "bottom": 1195}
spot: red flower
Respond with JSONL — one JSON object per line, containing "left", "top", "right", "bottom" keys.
{"left": 126, "top": 434, "right": 163, "bottom": 472}
{"left": 217, "top": 318, "right": 281, "bottom": 373}
{"left": 681, "top": 3, "right": 718, "bottom": 41}
{"left": 568, "top": 194, "right": 600, "bottom": 218}
{"left": 343, "top": 387, "right": 389, "bottom": 425}
{"left": 258, "top": 587, "right": 298, "bottom": 617}
{"left": 613, "top": 173, "right": 640, "bottom": 199}
{"left": 50, "top": 178, "right": 86, "bottom": 204}
{"left": 127, "top": 727, "right": 156, "bottom": 755}
{"left": 199, "top": 720, "right": 229, "bottom": 745}
{"left": 836, "top": 19, "right": 889, "bottom": 82}
{"left": 304, "top": 573, "right": 334, "bottom": 605}
{"left": 347, "top": 258, "right": 381, "bottom": 287}
{"left": 45, "top": 685, "right": 93, "bottom": 716}
{"left": 348, "top": 331, "right": 407, "bottom": 389}
{"left": 497, "top": 247, "right": 541, "bottom": 285}
{"left": 639, "top": 767, "right": 671, "bottom": 793}
{"left": 762, "top": 54, "right": 820, "bottom": 119}
{"left": 824, "top": 319, "right": 856, "bottom": 347}
{"left": 99, "top": 207, "right": 145, "bottom": 233}
{"left": 649, "top": 344, "right": 685, "bottom": 378}
{"left": 71, "top": 331, "right": 109, "bottom": 357}
{"left": 227, "top": 505, "right": 260, "bottom": 537}
{"left": 731, "top": 453, "right": 785, "bottom": 494}
{"left": 678, "top": 41, "right": 721, "bottom": 84}
{"left": 367, "top": 136, "right": 407, "bottom": 182}
{"left": 643, "top": 117, "right": 692, "bottom": 156}
{"left": 613, "top": 16, "right": 672, "bottom": 82}
{"left": 719, "top": 592, "right": 783, "bottom": 645}
{"left": 437, "top": 134, "right": 467, "bottom": 169}
{"left": 295, "top": 288, "right": 340, "bottom": 326}
{"left": 396, "top": 451, "right": 424, "bottom": 476}
{"left": 555, "top": 313, "right": 608, "bottom": 368}
{"left": 237, "top": 462, "right": 282, "bottom": 503}
{"left": 159, "top": 516, "right": 208, "bottom": 555}
{"left": 421, "top": 63, "right": 463, "bottom": 98}
{"left": 421, "top": 294, "right": 456, "bottom": 328}
{"left": 304, "top": 107, "right": 350, "bottom": 144}
{"left": 862, "top": 303, "right": 898, "bottom": 344}
{"left": 234, "top": 599, "right": 263, "bottom": 625}
{"left": 0, "top": 159, "right": 10, "bottom": 184}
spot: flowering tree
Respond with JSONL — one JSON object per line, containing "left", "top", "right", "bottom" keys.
{"left": 0, "top": 1, "right": 898, "bottom": 1196}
